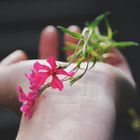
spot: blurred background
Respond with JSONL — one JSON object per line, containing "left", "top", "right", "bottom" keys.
{"left": 0, "top": 0, "right": 140, "bottom": 139}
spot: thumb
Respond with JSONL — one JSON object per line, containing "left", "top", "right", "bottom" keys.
{"left": 0, "top": 50, "right": 28, "bottom": 66}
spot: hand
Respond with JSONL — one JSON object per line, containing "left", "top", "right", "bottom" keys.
{"left": 14, "top": 26, "right": 136, "bottom": 140}
{"left": 0, "top": 50, "right": 27, "bottom": 113}
{"left": 0, "top": 25, "right": 79, "bottom": 113}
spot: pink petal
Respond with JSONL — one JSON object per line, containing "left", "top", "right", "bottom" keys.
{"left": 25, "top": 70, "right": 35, "bottom": 83}
{"left": 34, "top": 72, "right": 49, "bottom": 85}
{"left": 25, "top": 71, "right": 39, "bottom": 90}
{"left": 68, "top": 71, "right": 75, "bottom": 77}
{"left": 33, "top": 61, "right": 50, "bottom": 72}
{"left": 17, "top": 86, "right": 27, "bottom": 102}
{"left": 26, "top": 70, "right": 50, "bottom": 91}
{"left": 56, "top": 69, "right": 74, "bottom": 77}
{"left": 20, "top": 104, "right": 33, "bottom": 119}
{"left": 51, "top": 75, "right": 64, "bottom": 91}
{"left": 20, "top": 104, "right": 31, "bottom": 113}
{"left": 28, "top": 91, "right": 38, "bottom": 101}
{"left": 17, "top": 86, "right": 24, "bottom": 94}
{"left": 47, "top": 57, "right": 57, "bottom": 70}
{"left": 29, "top": 83, "right": 40, "bottom": 91}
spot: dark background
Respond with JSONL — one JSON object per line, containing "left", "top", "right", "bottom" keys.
{"left": 0, "top": 0, "right": 140, "bottom": 139}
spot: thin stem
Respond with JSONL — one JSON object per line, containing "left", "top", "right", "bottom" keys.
{"left": 39, "top": 83, "right": 51, "bottom": 94}
{"left": 82, "top": 28, "right": 93, "bottom": 55}
{"left": 65, "top": 38, "right": 82, "bottom": 68}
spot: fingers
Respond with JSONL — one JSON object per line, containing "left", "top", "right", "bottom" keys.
{"left": 103, "top": 48, "right": 132, "bottom": 75}
{"left": 64, "top": 25, "right": 81, "bottom": 58}
{"left": 0, "top": 50, "right": 27, "bottom": 66}
{"left": 39, "top": 26, "right": 58, "bottom": 60}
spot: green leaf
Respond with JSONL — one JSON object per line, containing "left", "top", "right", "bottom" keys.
{"left": 77, "top": 56, "right": 85, "bottom": 67}
{"left": 70, "top": 75, "right": 82, "bottom": 85}
{"left": 105, "top": 18, "right": 113, "bottom": 38}
{"left": 112, "top": 41, "right": 139, "bottom": 48}
{"left": 57, "top": 26, "right": 83, "bottom": 39}
{"left": 89, "top": 57, "right": 96, "bottom": 70}
{"left": 59, "top": 64, "right": 68, "bottom": 69}
{"left": 89, "top": 11, "right": 111, "bottom": 29}
{"left": 94, "top": 27, "right": 109, "bottom": 41}
{"left": 88, "top": 42, "right": 98, "bottom": 49}
{"left": 63, "top": 41, "right": 77, "bottom": 51}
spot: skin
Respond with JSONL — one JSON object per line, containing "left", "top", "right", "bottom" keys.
{"left": 0, "top": 25, "right": 136, "bottom": 140}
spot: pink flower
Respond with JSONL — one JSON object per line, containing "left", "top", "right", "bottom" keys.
{"left": 17, "top": 56, "right": 74, "bottom": 119}
{"left": 17, "top": 86, "right": 39, "bottom": 119}
{"left": 33, "top": 56, "right": 74, "bottom": 91}
{"left": 26, "top": 70, "right": 47, "bottom": 91}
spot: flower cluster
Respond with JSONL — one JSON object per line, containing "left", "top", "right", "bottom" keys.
{"left": 17, "top": 86, "right": 38, "bottom": 118}
{"left": 17, "top": 57, "right": 74, "bottom": 119}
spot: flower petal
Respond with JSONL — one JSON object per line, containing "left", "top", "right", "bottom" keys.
{"left": 47, "top": 56, "right": 57, "bottom": 70}
{"left": 28, "top": 91, "right": 38, "bottom": 101}
{"left": 26, "top": 70, "right": 50, "bottom": 91}
{"left": 33, "top": 61, "right": 50, "bottom": 72}
{"left": 68, "top": 71, "right": 75, "bottom": 77}
{"left": 20, "top": 104, "right": 33, "bottom": 118}
{"left": 29, "top": 83, "right": 40, "bottom": 91}
{"left": 25, "top": 70, "right": 35, "bottom": 83}
{"left": 56, "top": 69, "right": 74, "bottom": 77}
{"left": 51, "top": 75, "right": 64, "bottom": 91}
{"left": 17, "top": 86, "right": 27, "bottom": 102}
{"left": 20, "top": 104, "right": 31, "bottom": 113}
{"left": 34, "top": 72, "right": 49, "bottom": 86}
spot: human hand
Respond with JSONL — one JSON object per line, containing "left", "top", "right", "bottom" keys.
{"left": 0, "top": 26, "right": 59, "bottom": 113}
{"left": 0, "top": 50, "right": 27, "bottom": 113}
{"left": 14, "top": 25, "right": 136, "bottom": 140}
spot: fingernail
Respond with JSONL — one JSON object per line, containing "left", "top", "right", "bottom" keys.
{"left": 44, "top": 25, "right": 56, "bottom": 33}
{"left": 39, "top": 25, "right": 58, "bottom": 59}
{"left": 68, "top": 25, "right": 81, "bottom": 32}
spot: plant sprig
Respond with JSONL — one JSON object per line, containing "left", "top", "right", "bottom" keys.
{"left": 58, "top": 11, "right": 139, "bottom": 84}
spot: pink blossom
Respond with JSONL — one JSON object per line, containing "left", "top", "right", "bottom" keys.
{"left": 17, "top": 56, "right": 74, "bottom": 118}
{"left": 17, "top": 86, "right": 38, "bottom": 119}
{"left": 25, "top": 70, "right": 48, "bottom": 91}
{"left": 33, "top": 57, "right": 74, "bottom": 91}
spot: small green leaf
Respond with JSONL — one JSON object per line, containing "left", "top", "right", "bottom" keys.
{"left": 94, "top": 27, "right": 109, "bottom": 41}
{"left": 63, "top": 42, "right": 77, "bottom": 51}
{"left": 88, "top": 42, "right": 99, "bottom": 49}
{"left": 59, "top": 64, "right": 68, "bottom": 69}
{"left": 70, "top": 75, "right": 82, "bottom": 85}
{"left": 89, "top": 11, "right": 111, "bottom": 29}
{"left": 89, "top": 57, "right": 96, "bottom": 70}
{"left": 112, "top": 41, "right": 139, "bottom": 48}
{"left": 57, "top": 26, "right": 83, "bottom": 39}
{"left": 89, "top": 48, "right": 99, "bottom": 58}
{"left": 105, "top": 18, "right": 113, "bottom": 38}
{"left": 77, "top": 56, "right": 85, "bottom": 67}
